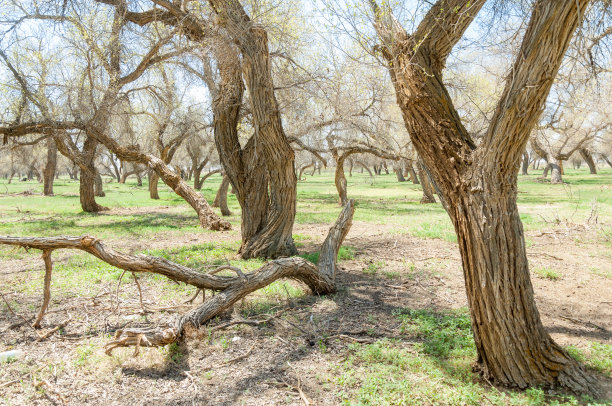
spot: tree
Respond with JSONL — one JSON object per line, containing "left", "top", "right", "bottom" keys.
{"left": 370, "top": 0, "right": 599, "bottom": 392}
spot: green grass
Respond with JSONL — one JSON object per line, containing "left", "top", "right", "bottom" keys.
{"left": 566, "top": 343, "right": 612, "bottom": 376}
{"left": 533, "top": 267, "right": 562, "bottom": 281}
{"left": 334, "top": 307, "right": 606, "bottom": 405}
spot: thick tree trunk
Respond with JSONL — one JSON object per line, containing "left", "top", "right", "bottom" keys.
{"left": 193, "top": 166, "right": 202, "bottom": 190}
{"left": 452, "top": 184, "right": 593, "bottom": 391}
{"left": 149, "top": 171, "right": 160, "bottom": 199}
{"left": 94, "top": 172, "right": 105, "bottom": 197}
{"left": 542, "top": 163, "right": 550, "bottom": 178}
{"left": 521, "top": 152, "right": 529, "bottom": 175}
{"left": 550, "top": 156, "right": 563, "bottom": 184}
{"left": 213, "top": 175, "right": 231, "bottom": 216}
{"left": 43, "top": 139, "right": 57, "bottom": 196}
{"left": 579, "top": 148, "right": 597, "bottom": 174}
{"left": 407, "top": 164, "right": 419, "bottom": 184}
{"left": 79, "top": 138, "right": 106, "bottom": 212}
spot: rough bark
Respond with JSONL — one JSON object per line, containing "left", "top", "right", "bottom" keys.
{"left": 372, "top": 0, "right": 596, "bottom": 393}
{"left": 43, "top": 138, "right": 57, "bottom": 196}
{"left": 0, "top": 200, "right": 355, "bottom": 353}
{"left": 394, "top": 165, "right": 406, "bottom": 182}
{"left": 579, "top": 148, "right": 597, "bottom": 174}
{"left": 297, "top": 162, "right": 315, "bottom": 180}
{"left": 335, "top": 158, "right": 349, "bottom": 206}
{"left": 549, "top": 156, "right": 563, "bottom": 184}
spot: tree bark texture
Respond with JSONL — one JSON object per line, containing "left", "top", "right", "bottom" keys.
{"left": 417, "top": 161, "right": 436, "bottom": 204}
{"left": 521, "top": 152, "right": 529, "bottom": 175}
{"left": 372, "top": 0, "right": 596, "bottom": 393}
{"left": 213, "top": 175, "right": 231, "bottom": 216}
{"left": 94, "top": 172, "right": 106, "bottom": 197}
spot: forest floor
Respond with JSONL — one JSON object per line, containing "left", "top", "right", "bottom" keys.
{"left": 0, "top": 169, "right": 611, "bottom": 405}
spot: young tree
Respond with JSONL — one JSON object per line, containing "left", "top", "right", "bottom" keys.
{"left": 370, "top": 0, "right": 599, "bottom": 392}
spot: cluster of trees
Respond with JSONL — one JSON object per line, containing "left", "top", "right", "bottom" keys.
{"left": 0, "top": 0, "right": 610, "bottom": 396}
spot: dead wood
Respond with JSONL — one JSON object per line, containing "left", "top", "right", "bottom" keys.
{"left": 0, "top": 199, "right": 355, "bottom": 354}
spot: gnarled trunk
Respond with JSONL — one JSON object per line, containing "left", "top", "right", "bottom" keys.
{"left": 43, "top": 138, "right": 57, "bottom": 196}
{"left": 579, "top": 148, "right": 597, "bottom": 174}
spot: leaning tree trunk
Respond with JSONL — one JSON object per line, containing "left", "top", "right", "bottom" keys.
{"left": 43, "top": 138, "right": 57, "bottom": 196}
{"left": 213, "top": 175, "right": 231, "bottom": 216}
{"left": 94, "top": 172, "right": 105, "bottom": 197}
{"left": 579, "top": 148, "right": 597, "bottom": 174}
{"left": 149, "top": 171, "right": 160, "bottom": 199}
{"left": 549, "top": 156, "right": 563, "bottom": 184}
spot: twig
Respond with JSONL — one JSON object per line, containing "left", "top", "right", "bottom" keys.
{"left": 33, "top": 249, "right": 53, "bottom": 328}
{"left": 131, "top": 272, "right": 148, "bottom": 314}
{"left": 559, "top": 315, "right": 608, "bottom": 332}
{"left": 36, "top": 315, "right": 71, "bottom": 342}
{"left": 184, "top": 288, "right": 202, "bottom": 304}
{"left": 113, "top": 270, "right": 127, "bottom": 313}
{"left": 209, "top": 310, "right": 285, "bottom": 333}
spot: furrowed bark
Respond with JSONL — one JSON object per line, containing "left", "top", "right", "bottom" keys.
{"left": 43, "top": 139, "right": 57, "bottom": 196}
{"left": 372, "top": 0, "right": 597, "bottom": 393}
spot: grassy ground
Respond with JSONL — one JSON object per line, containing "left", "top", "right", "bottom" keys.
{"left": 0, "top": 168, "right": 611, "bottom": 405}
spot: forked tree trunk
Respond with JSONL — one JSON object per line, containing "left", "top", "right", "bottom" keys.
{"left": 372, "top": 0, "right": 595, "bottom": 393}
{"left": 579, "top": 148, "right": 597, "bottom": 174}
{"left": 149, "top": 172, "right": 160, "bottom": 199}
{"left": 43, "top": 139, "right": 57, "bottom": 196}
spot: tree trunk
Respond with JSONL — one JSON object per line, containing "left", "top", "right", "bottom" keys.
{"left": 407, "top": 163, "right": 419, "bottom": 184}
{"left": 356, "top": 161, "right": 373, "bottom": 177}
{"left": 43, "top": 139, "right": 57, "bottom": 196}
{"left": 334, "top": 158, "right": 348, "bottom": 206}
{"left": 579, "top": 148, "right": 597, "bottom": 174}
{"left": 94, "top": 172, "right": 105, "bottom": 197}
{"left": 136, "top": 172, "right": 143, "bottom": 187}
{"left": 297, "top": 162, "right": 314, "bottom": 180}
{"left": 395, "top": 165, "right": 406, "bottom": 182}
{"left": 149, "top": 171, "right": 160, "bottom": 199}
{"left": 550, "top": 157, "right": 563, "bottom": 184}
{"left": 521, "top": 152, "right": 529, "bottom": 175}
{"left": 213, "top": 175, "right": 231, "bottom": 216}
{"left": 193, "top": 166, "right": 202, "bottom": 190}
{"left": 79, "top": 138, "right": 106, "bottom": 212}
{"left": 602, "top": 155, "right": 612, "bottom": 168}
{"left": 348, "top": 159, "right": 354, "bottom": 177}
{"left": 417, "top": 161, "right": 436, "bottom": 204}
{"left": 372, "top": 0, "right": 595, "bottom": 393}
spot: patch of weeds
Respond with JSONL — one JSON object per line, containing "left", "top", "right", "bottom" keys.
{"left": 382, "top": 270, "right": 400, "bottom": 279}
{"left": 337, "top": 245, "right": 356, "bottom": 261}
{"left": 567, "top": 343, "right": 612, "bottom": 376}
{"left": 74, "top": 343, "right": 95, "bottom": 367}
{"left": 363, "top": 260, "right": 385, "bottom": 275}
{"left": 533, "top": 267, "right": 561, "bottom": 280}
{"left": 298, "top": 245, "right": 355, "bottom": 265}
{"left": 164, "top": 342, "right": 183, "bottom": 364}
{"left": 395, "top": 307, "right": 475, "bottom": 359}
{"left": 590, "top": 267, "right": 611, "bottom": 279}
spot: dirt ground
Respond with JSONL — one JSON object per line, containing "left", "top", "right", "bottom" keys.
{"left": 1, "top": 217, "right": 611, "bottom": 405}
